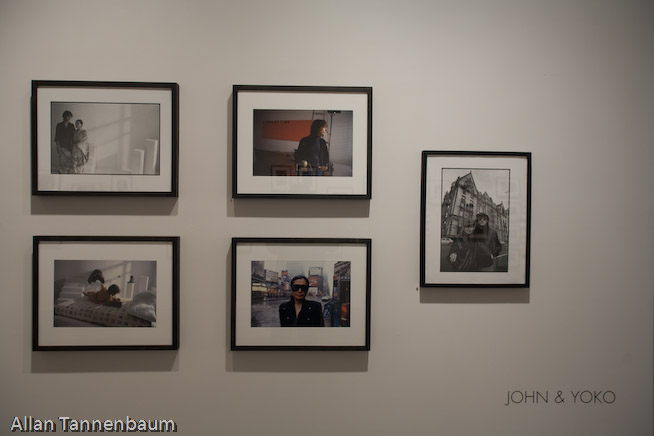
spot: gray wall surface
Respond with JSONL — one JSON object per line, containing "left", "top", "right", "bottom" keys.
{"left": 1, "top": 1, "right": 652, "bottom": 435}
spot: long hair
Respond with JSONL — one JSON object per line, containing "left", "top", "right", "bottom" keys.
{"left": 460, "top": 219, "right": 475, "bottom": 241}
{"left": 471, "top": 213, "right": 491, "bottom": 241}
{"left": 309, "top": 119, "right": 327, "bottom": 137}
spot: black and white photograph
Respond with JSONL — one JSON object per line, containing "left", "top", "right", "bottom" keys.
{"left": 31, "top": 81, "right": 178, "bottom": 196}
{"left": 440, "top": 168, "right": 510, "bottom": 273}
{"left": 233, "top": 85, "right": 372, "bottom": 198}
{"left": 232, "top": 238, "right": 371, "bottom": 350}
{"left": 250, "top": 260, "right": 352, "bottom": 328}
{"left": 253, "top": 109, "right": 353, "bottom": 177}
{"left": 50, "top": 102, "right": 161, "bottom": 175}
{"left": 33, "top": 236, "right": 179, "bottom": 350}
{"left": 421, "top": 151, "right": 531, "bottom": 287}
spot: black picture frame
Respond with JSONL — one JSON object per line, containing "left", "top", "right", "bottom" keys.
{"left": 231, "top": 237, "right": 371, "bottom": 350}
{"left": 31, "top": 80, "right": 179, "bottom": 196}
{"left": 420, "top": 151, "right": 531, "bottom": 287}
{"left": 33, "top": 236, "right": 180, "bottom": 351}
{"left": 232, "top": 85, "right": 372, "bottom": 199}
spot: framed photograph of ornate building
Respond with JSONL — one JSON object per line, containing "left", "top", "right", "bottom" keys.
{"left": 420, "top": 151, "right": 531, "bottom": 287}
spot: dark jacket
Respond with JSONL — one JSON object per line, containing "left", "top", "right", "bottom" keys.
{"left": 55, "top": 121, "right": 75, "bottom": 151}
{"left": 295, "top": 135, "right": 329, "bottom": 168}
{"left": 279, "top": 299, "right": 324, "bottom": 327}
{"left": 448, "top": 234, "right": 476, "bottom": 271}
{"left": 470, "top": 227, "right": 502, "bottom": 268}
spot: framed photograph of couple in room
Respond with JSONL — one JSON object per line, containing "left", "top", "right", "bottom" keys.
{"left": 31, "top": 80, "right": 179, "bottom": 196}
{"left": 232, "top": 85, "right": 372, "bottom": 198}
{"left": 420, "top": 151, "right": 531, "bottom": 288}
{"left": 32, "top": 236, "right": 180, "bottom": 350}
{"left": 231, "top": 238, "right": 371, "bottom": 350}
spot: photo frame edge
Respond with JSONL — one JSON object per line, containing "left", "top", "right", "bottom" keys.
{"left": 32, "top": 235, "right": 180, "bottom": 351}
{"left": 231, "top": 85, "right": 372, "bottom": 199}
{"left": 419, "top": 150, "right": 532, "bottom": 288}
{"left": 230, "top": 237, "right": 371, "bottom": 350}
{"left": 30, "top": 80, "right": 180, "bottom": 197}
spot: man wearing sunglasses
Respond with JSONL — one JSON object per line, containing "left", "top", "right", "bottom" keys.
{"left": 279, "top": 275, "right": 325, "bottom": 327}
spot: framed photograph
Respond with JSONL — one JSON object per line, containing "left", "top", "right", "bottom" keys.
{"left": 33, "top": 236, "right": 180, "bottom": 350}
{"left": 232, "top": 85, "right": 372, "bottom": 199}
{"left": 31, "top": 80, "right": 179, "bottom": 196}
{"left": 231, "top": 238, "right": 371, "bottom": 350}
{"left": 421, "top": 151, "right": 531, "bottom": 287}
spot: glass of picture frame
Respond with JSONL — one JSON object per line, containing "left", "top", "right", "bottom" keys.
{"left": 33, "top": 236, "right": 180, "bottom": 350}
{"left": 232, "top": 85, "right": 372, "bottom": 199}
{"left": 31, "top": 80, "right": 179, "bottom": 196}
{"left": 420, "top": 151, "right": 531, "bottom": 287}
{"left": 231, "top": 237, "right": 371, "bottom": 350}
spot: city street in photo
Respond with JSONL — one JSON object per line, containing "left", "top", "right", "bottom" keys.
{"left": 250, "top": 260, "right": 351, "bottom": 328}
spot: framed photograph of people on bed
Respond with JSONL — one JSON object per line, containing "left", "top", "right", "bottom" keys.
{"left": 32, "top": 236, "right": 180, "bottom": 351}
{"left": 232, "top": 85, "right": 372, "bottom": 199}
{"left": 420, "top": 151, "right": 531, "bottom": 288}
{"left": 31, "top": 80, "right": 179, "bottom": 196}
{"left": 231, "top": 237, "right": 371, "bottom": 350}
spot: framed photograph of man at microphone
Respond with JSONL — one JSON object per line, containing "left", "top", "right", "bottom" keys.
{"left": 232, "top": 85, "right": 372, "bottom": 199}
{"left": 420, "top": 151, "right": 532, "bottom": 288}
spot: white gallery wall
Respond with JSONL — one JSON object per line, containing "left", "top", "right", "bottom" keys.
{"left": 0, "top": 0, "right": 652, "bottom": 435}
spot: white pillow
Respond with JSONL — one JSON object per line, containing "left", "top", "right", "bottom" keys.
{"left": 127, "top": 291, "right": 157, "bottom": 322}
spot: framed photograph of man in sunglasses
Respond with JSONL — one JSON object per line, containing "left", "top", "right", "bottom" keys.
{"left": 231, "top": 238, "right": 371, "bottom": 350}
